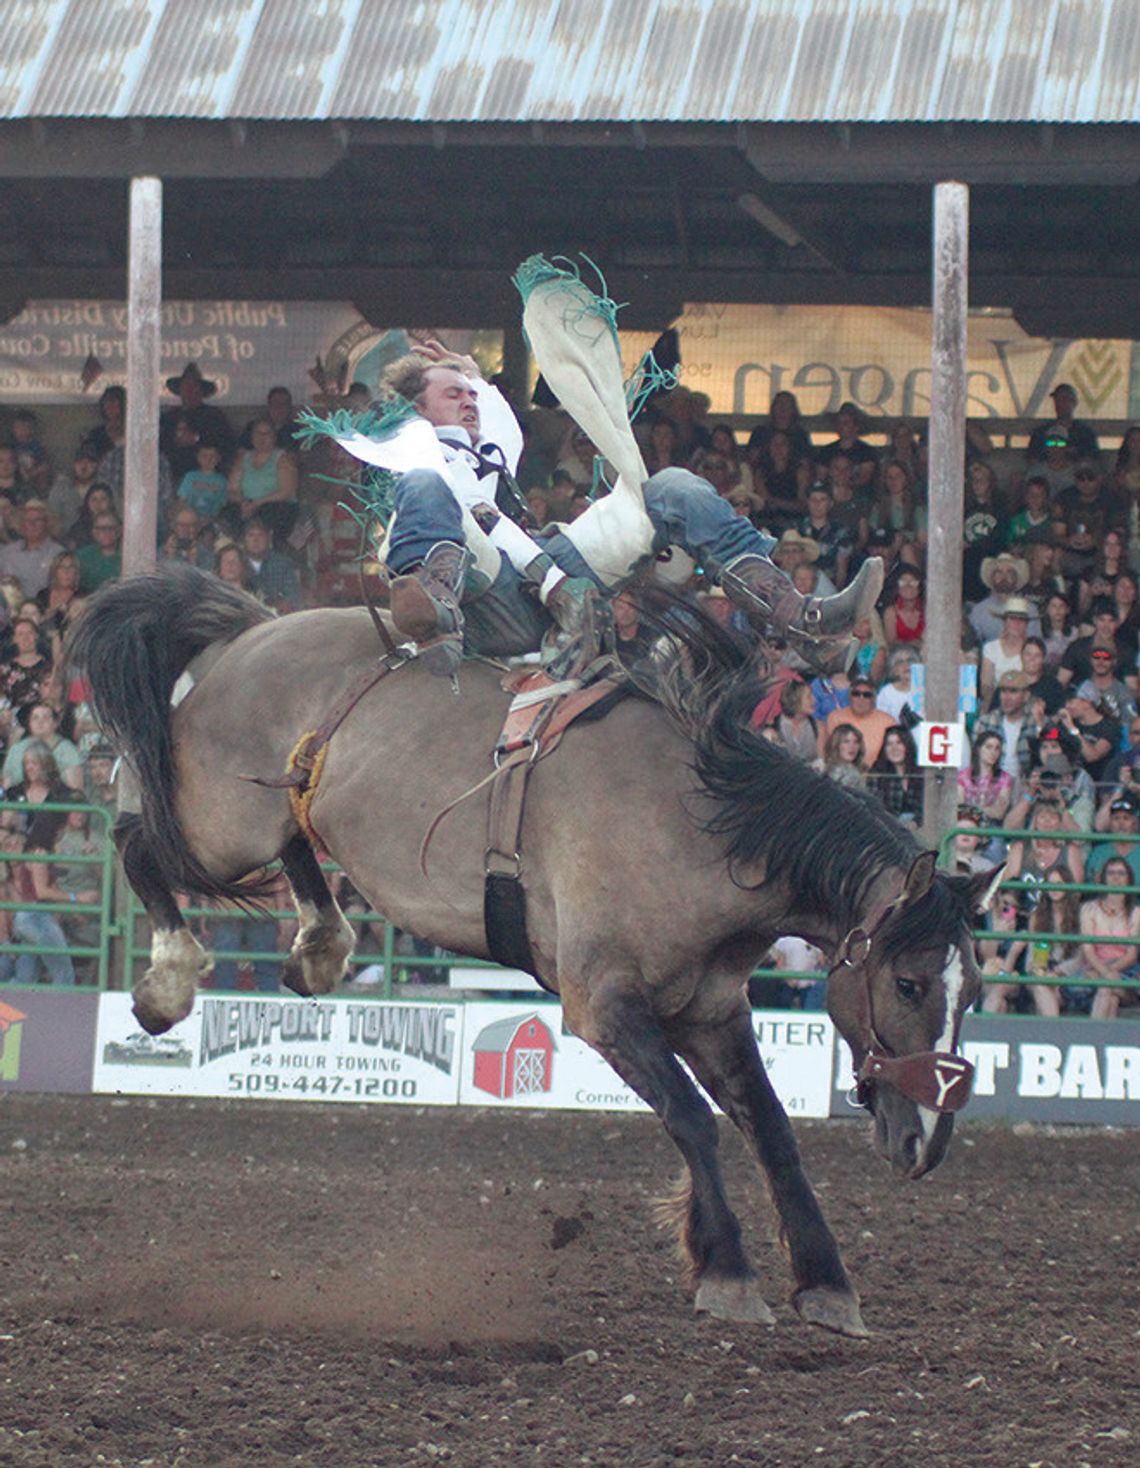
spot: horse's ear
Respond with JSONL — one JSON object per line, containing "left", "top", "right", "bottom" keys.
{"left": 903, "top": 850, "right": 937, "bottom": 904}
{"left": 967, "top": 863, "right": 1007, "bottom": 915}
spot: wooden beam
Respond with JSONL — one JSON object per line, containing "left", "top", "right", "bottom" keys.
{"left": 923, "top": 182, "right": 969, "bottom": 853}
{"left": 123, "top": 176, "right": 162, "bottom": 577}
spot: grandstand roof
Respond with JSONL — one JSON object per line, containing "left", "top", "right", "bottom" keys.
{"left": 4, "top": 0, "right": 1139, "bottom": 126}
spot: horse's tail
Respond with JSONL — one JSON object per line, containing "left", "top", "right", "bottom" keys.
{"left": 67, "top": 563, "right": 275, "bottom": 900}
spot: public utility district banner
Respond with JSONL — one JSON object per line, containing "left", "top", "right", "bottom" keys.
{"left": 3, "top": 298, "right": 1139, "bottom": 422}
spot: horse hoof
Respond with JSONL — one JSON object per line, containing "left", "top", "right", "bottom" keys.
{"left": 793, "top": 1286, "right": 870, "bottom": 1339}
{"left": 695, "top": 1276, "right": 776, "bottom": 1326}
{"left": 132, "top": 981, "right": 193, "bottom": 1036}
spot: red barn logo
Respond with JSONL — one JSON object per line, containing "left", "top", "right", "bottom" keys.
{"left": 472, "top": 1012, "right": 557, "bottom": 1099}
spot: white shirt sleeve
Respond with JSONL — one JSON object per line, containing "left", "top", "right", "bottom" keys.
{"left": 473, "top": 381, "right": 524, "bottom": 473}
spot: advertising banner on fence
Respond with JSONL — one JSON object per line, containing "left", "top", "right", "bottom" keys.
{"left": 458, "top": 1004, "right": 835, "bottom": 1117}
{"left": 93, "top": 993, "right": 462, "bottom": 1106}
{"left": 0, "top": 990, "right": 99, "bottom": 1094}
{"left": 830, "top": 1014, "right": 1140, "bottom": 1126}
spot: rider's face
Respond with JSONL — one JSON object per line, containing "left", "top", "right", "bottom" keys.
{"left": 417, "top": 367, "right": 480, "bottom": 441}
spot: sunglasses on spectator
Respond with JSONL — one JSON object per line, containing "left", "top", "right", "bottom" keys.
{"left": 850, "top": 688, "right": 875, "bottom": 698}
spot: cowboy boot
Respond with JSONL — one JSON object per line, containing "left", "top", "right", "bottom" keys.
{"left": 542, "top": 574, "right": 611, "bottom": 675}
{"left": 718, "top": 554, "right": 884, "bottom": 675}
{"left": 388, "top": 541, "right": 468, "bottom": 672}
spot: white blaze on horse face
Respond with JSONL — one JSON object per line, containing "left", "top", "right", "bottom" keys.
{"left": 919, "top": 944, "right": 967, "bottom": 1145}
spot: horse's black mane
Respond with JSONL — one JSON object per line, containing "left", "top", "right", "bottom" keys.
{"left": 626, "top": 585, "right": 976, "bottom": 947}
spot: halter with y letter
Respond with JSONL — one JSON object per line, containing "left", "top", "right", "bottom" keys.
{"left": 828, "top": 866, "right": 975, "bottom": 1115}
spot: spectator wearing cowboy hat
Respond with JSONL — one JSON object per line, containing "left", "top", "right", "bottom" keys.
{"left": 772, "top": 529, "right": 837, "bottom": 595}
{"left": 814, "top": 402, "right": 878, "bottom": 490}
{"left": 159, "top": 361, "right": 236, "bottom": 477}
{"left": 980, "top": 596, "right": 1033, "bottom": 703}
{"left": 970, "top": 553, "right": 1041, "bottom": 643}
{"left": 1027, "top": 383, "right": 1101, "bottom": 464}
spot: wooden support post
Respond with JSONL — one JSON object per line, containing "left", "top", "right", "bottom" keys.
{"left": 923, "top": 181, "right": 969, "bottom": 854}
{"left": 123, "top": 176, "right": 163, "bottom": 576}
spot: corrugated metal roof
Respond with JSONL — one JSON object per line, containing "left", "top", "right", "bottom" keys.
{"left": 2, "top": 0, "right": 1138, "bottom": 124}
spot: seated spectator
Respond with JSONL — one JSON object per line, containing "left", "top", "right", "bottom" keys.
{"left": 1058, "top": 597, "right": 1129, "bottom": 687}
{"left": 0, "top": 828, "right": 74, "bottom": 987}
{"left": 821, "top": 674, "right": 893, "bottom": 764}
{"left": 1076, "top": 648, "right": 1135, "bottom": 725}
{"left": 958, "top": 729, "right": 1014, "bottom": 828}
{"left": 161, "top": 503, "right": 214, "bottom": 570}
{"left": 0, "top": 437, "right": 27, "bottom": 499}
{"left": 769, "top": 676, "right": 818, "bottom": 763}
{"left": 868, "top": 724, "right": 923, "bottom": 827}
{"left": 1053, "top": 689, "right": 1120, "bottom": 785}
{"left": 0, "top": 618, "right": 54, "bottom": 715}
{"left": 980, "top": 597, "right": 1032, "bottom": 703}
{"left": 1055, "top": 462, "right": 1126, "bottom": 581}
{"left": 224, "top": 416, "right": 299, "bottom": 541}
{"left": 3, "top": 702, "right": 84, "bottom": 792}
{"left": 45, "top": 440, "right": 101, "bottom": 542}
{"left": 972, "top": 670, "right": 1040, "bottom": 781}
{"left": 242, "top": 518, "right": 302, "bottom": 613}
{"left": 983, "top": 865, "right": 1075, "bottom": 1018}
{"left": 656, "top": 386, "right": 711, "bottom": 462}
{"left": 1099, "top": 714, "right": 1140, "bottom": 794}
{"left": 1112, "top": 571, "right": 1140, "bottom": 660}
{"left": 882, "top": 566, "right": 925, "bottom": 649}
{"left": 1021, "top": 636, "right": 1066, "bottom": 718}
{"left": 825, "top": 455, "right": 869, "bottom": 553}
{"left": 643, "top": 418, "right": 683, "bottom": 476}
{"left": 176, "top": 441, "right": 229, "bottom": 524}
{"left": 4, "top": 742, "right": 75, "bottom": 852}
{"left": 952, "top": 805, "right": 991, "bottom": 875}
{"left": 1041, "top": 590, "right": 1079, "bottom": 670}
{"left": 962, "top": 462, "right": 1006, "bottom": 602}
{"left": 69, "top": 482, "right": 116, "bottom": 549}
{"left": 1113, "top": 424, "right": 1140, "bottom": 500}
{"left": 1077, "top": 527, "right": 1128, "bottom": 619}
{"left": 851, "top": 611, "right": 888, "bottom": 688}
{"left": 798, "top": 483, "right": 852, "bottom": 587}
{"left": 751, "top": 429, "right": 811, "bottom": 534}
{"left": 242, "top": 385, "right": 298, "bottom": 451}
{"left": 0, "top": 501, "right": 64, "bottom": 600}
{"left": 772, "top": 529, "right": 835, "bottom": 595}
{"left": 970, "top": 553, "right": 1039, "bottom": 644}
{"left": 1004, "top": 789, "right": 1087, "bottom": 897}
{"left": 36, "top": 551, "right": 85, "bottom": 656}
{"left": 1088, "top": 787, "right": 1140, "bottom": 886}
{"left": 86, "top": 384, "right": 125, "bottom": 462}
{"left": 708, "top": 424, "right": 754, "bottom": 496}
{"left": 1079, "top": 855, "right": 1140, "bottom": 1019}
{"left": 1007, "top": 474, "right": 1056, "bottom": 547}
{"left": 75, "top": 510, "right": 121, "bottom": 594}
{"left": 869, "top": 459, "right": 926, "bottom": 564}
{"left": 693, "top": 446, "right": 739, "bottom": 502}
{"left": 814, "top": 401, "right": 877, "bottom": 490}
{"left": 49, "top": 804, "right": 102, "bottom": 974}
{"left": 875, "top": 647, "right": 920, "bottom": 721}
{"left": 1027, "top": 382, "right": 1100, "bottom": 464}
{"left": 215, "top": 542, "right": 252, "bottom": 591}
{"left": 160, "top": 362, "right": 236, "bottom": 478}
{"left": 822, "top": 721, "right": 867, "bottom": 790}
{"left": 746, "top": 390, "right": 813, "bottom": 463}
{"left": 1020, "top": 540, "right": 1064, "bottom": 620}
{"left": 556, "top": 423, "right": 603, "bottom": 489}
{"left": 882, "top": 419, "right": 924, "bottom": 486}
{"left": 9, "top": 409, "right": 50, "bottom": 495}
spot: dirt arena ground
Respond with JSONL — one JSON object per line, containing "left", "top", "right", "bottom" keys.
{"left": 0, "top": 1096, "right": 1134, "bottom": 1468}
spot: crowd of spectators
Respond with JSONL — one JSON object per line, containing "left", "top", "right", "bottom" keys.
{"left": 2, "top": 363, "right": 1138, "bottom": 1013}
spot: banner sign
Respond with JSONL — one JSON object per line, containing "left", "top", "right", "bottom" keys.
{"left": 0, "top": 990, "right": 99, "bottom": 1094}
{"left": 831, "top": 1013, "right": 1140, "bottom": 1126}
{"left": 457, "top": 1004, "right": 835, "bottom": 1117}
{"left": 93, "top": 993, "right": 462, "bottom": 1106}
{"left": 621, "top": 306, "right": 1138, "bottom": 421}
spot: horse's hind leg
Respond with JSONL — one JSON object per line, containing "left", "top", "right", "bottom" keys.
{"left": 675, "top": 1006, "right": 868, "bottom": 1339}
{"left": 279, "top": 834, "right": 356, "bottom": 997}
{"left": 115, "top": 813, "right": 212, "bottom": 1035}
{"left": 576, "top": 982, "right": 775, "bottom": 1327}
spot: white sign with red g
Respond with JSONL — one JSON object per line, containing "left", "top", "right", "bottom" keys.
{"left": 916, "top": 721, "right": 965, "bottom": 768}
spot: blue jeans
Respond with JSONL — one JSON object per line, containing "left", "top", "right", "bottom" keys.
{"left": 11, "top": 908, "right": 75, "bottom": 986}
{"left": 385, "top": 465, "right": 778, "bottom": 657}
{"left": 211, "top": 917, "right": 279, "bottom": 992}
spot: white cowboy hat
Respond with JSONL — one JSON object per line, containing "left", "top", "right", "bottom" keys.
{"left": 980, "top": 552, "right": 1029, "bottom": 591}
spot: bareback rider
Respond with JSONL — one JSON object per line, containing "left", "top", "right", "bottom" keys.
{"left": 372, "top": 341, "right": 880, "bottom": 676}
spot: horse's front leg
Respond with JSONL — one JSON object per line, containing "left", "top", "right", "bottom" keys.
{"left": 573, "top": 982, "right": 775, "bottom": 1327}
{"left": 279, "top": 834, "right": 356, "bottom": 996}
{"left": 115, "top": 814, "right": 212, "bottom": 1034}
{"left": 675, "top": 1005, "right": 868, "bottom": 1339}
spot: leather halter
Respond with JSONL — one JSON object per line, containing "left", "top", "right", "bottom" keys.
{"left": 829, "top": 884, "right": 975, "bottom": 1115}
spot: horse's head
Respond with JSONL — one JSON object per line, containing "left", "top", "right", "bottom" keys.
{"left": 827, "top": 851, "right": 1003, "bottom": 1181}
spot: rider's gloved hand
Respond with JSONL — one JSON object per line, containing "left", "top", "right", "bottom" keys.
{"left": 543, "top": 574, "right": 602, "bottom": 640}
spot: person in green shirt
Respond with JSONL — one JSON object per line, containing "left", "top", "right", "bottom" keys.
{"left": 75, "top": 512, "right": 122, "bottom": 593}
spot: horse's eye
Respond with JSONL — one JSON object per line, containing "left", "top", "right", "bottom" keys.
{"left": 895, "top": 976, "right": 920, "bottom": 1003}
